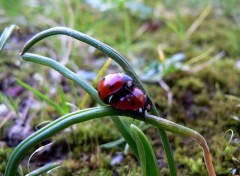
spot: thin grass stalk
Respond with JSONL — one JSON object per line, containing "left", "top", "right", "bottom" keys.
{"left": 25, "top": 161, "right": 62, "bottom": 176}
{"left": 16, "top": 79, "right": 66, "bottom": 115}
{"left": 0, "top": 24, "right": 19, "bottom": 53}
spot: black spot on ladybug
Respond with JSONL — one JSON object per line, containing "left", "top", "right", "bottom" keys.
{"left": 131, "top": 101, "right": 135, "bottom": 106}
{"left": 109, "top": 85, "right": 114, "bottom": 90}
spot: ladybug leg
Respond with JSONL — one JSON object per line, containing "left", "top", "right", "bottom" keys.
{"left": 144, "top": 96, "right": 152, "bottom": 112}
{"left": 108, "top": 95, "right": 113, "bottom": 103}
{"left": 107, "top": 89, "right": 127, "bottom": 104}
{"left": 146, "top": 104, "right": 151, "bottom": 111}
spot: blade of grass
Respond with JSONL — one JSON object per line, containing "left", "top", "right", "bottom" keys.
{"left": 185, "top": 5, "right": 212, "bottom": 39}
{"left": 27, "top": 142, "right": 54, "bottom": 173}
{"left": 0, "top": 24, "right": 19, "bottom": 54}
{"left": 80, "top": 57, "right": 112, "bottom": 108}
{"left": 0, "top": 92, "right": 13, "bottom": 112}
{"left": 7, "top": 95, "right": 19, "bottom": 114}
{"left": 25, "top": 161, "right": 62, "bottom": 176}
{"left": 16, "top": 79, "right": 66, "bottom": 115}
{"left": 101, "top": 138, "right": 125, "bottom": 148}
{"left": 0, "top": 92, "right": 18, "bottom": 115}
{"left": 185, "top": 47, "right": 215, "bottom": 65}
{"left": 57, "top": 85, "right": 70, "bottom": 113}
{"left": 131, "top": 124, "right": 160, "bottom": 176}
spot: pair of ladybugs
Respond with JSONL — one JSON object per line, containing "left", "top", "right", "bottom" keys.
{"left": 97, "top": 73, "right": 152, "bottom": 113}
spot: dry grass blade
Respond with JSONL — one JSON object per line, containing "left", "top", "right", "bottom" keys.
{"left": 185, "top": 5, "right": 212, "bottom": 39}
{"left": 80, "top": 58, "right": 112, "bottom": 108}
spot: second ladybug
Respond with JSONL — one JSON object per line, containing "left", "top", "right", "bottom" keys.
{"left": 110, "top": 87, "right": 152, "bottom": 113}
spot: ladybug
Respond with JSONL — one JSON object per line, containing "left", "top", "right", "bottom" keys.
{"left": 97, "top": 73, "right": 134, "bottom": 104}
{"left": 110, "top": 87, "right": 152, "bottom": 113}
{"left": 97, "top": 73, "right": 152, "bottom": 113}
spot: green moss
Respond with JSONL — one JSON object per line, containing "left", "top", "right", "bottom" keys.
{"left": 194, "top": 89, "right": 210, "bottom": 105}
{"left": 192, "top": 18, "right": 240, "bottom": 58}
{"left": 146, "top": 57, "right": 240, "bottom": 174}
{"left": 173, "top": 77, "right": 205, "bottom": 93}
{"left": 0, "top": 145, "right": 12, "bottom": 174}
{"left": 53, "top": 118, "right": 121, "bottom": 154}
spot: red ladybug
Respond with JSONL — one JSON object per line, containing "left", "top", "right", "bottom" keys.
{"left": 111, "top": 87, "right": 152, "bottom": 113}
{"left": 97, "top": 73, "right": 134, "bottom": 103}
{"left": 97, "top": 73, "right": 152, "bottom": 113}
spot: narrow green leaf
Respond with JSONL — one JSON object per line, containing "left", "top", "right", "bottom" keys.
{"left": 27, "top": 142, "right": 54, "bottom": 173}
{"left": 80, "top": 57, "right": 112, "bottom": 108}
{"left": 0, "top": 24, "right": 19, "bottom": 54}
{"left": 131, "top": 124, "right": 160, "bottom": 176}
{"left": 16, "top": 79, "right": 66, "bottom": 115}
{"left": 25, "top": 161, "right": 62, "bottom": 176}
{"left": 57, "top": 85, "right": 70, "bottom": 113}
{"left": 0, "top": 92, "right": 12, "bottom": 111}
{"left": 101, "top": 138, "right": 125, "bottom": 148}
{"left": 7, "top": 95, "right": 19, "bottom": 114}
{"left": 0, "top": 92, "right": 19, "bottom": 114}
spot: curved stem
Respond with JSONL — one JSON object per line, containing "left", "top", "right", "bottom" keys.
{"left": 20, "top": 27, "right": 160, "bottom": 114}
{"left": 0, "top": 24, "right": 19, "bottom": 53}
{"left": 5, "top": 107, "right": 138, "bottom": 176}
{"left": 5, "top": 106, "right": 215, "bottom": 176}
{"left": 145, "top": 113, "right": 216, "bottom": 176}
{"left": 20, "top": 27, "right": 176, "bottom": 174}
{"left": 25, "top": 161, "right": 62, "bottom": 176}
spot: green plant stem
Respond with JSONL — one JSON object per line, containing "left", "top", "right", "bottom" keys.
{"left": 20, "top": 27, "right": 176, "bottom": 175}
{"left": 5, "top": 106, "right": 215, "bottom": 176}
{"left": 158, "top": 128, "right": 176, "bottom": 175}
{"left": 25, "top": 161, "right": 62, "bottom": 176}
{"left": 145, "top": 113, "right": 215, "bottom": 176}
{"left": 0, "top": 24, "right": 19, "bottom": 53}
{"left": 131, "top": 124, "right": 160, "bottom": 176}
{"left": 16, "top": 79, "right": 66, "bottom": 115}
{"left": 20, "top": 27, "right": 158, "bottom": 110}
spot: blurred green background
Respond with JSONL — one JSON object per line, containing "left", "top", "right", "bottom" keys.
{"left": 0, "top": 0, "right": 240, "bottom": 175}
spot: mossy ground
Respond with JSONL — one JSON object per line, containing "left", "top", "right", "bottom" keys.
{"left": 1, "top": 1, "right": 240, "bottom": 175}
